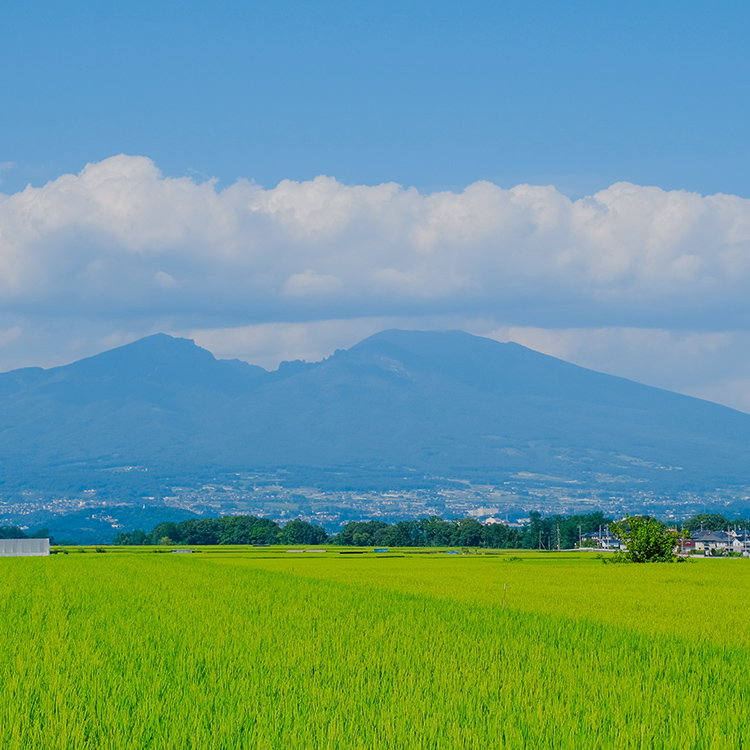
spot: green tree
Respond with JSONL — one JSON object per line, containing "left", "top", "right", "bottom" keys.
{"left": 334, "top": 520, "right": 391, "bottom": 546}
{"left": 450, "top": 518, "right": 484, "bottom": 547}
{"left": 683, "top": 513, "right": 731, "bottom": 532}
{"left": 279, "top": 519, "right": 328, "bottom": 545}
{"left": 420, "top": 516, "right": 454, "bottom": 546}
{"left": 149, "top": 522, "right": 181, "bottom": 545}
{"left": 113, "top": 529, "right": 149, "bottom": 545}
{"left": 245, "top": 517, "right": 283, "bottom": 545}
{"left": 0, "top": 525, "right": 27, "bottom": 539}
{"left": 609, "top": 515, "right": 680, "bottom": 563}
{"left": 130, "top": 529, "right": 149, "bottom": 545}
{"left": 481, "top": 522, "right": 523, "bottom": 549}
{"left": 384, "top": 520, "right": 423, "bottom": 547}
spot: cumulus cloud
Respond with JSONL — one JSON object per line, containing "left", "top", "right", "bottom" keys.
{"left": 3, "top": 155, "right": 750, "bottom": 411}
{"left": 2, "top": 154, "right": 750, "bottom": 325}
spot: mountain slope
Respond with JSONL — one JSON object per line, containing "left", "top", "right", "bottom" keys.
{"left": 211, "top": 330, "right": 750, "bottom": 485}
{"left": 1, "top": 329, "right": 749, "bottom": 493}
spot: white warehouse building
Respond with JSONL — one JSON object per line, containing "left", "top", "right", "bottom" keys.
{"left": 0, "top": 539, "right": 50, "bottom": 557}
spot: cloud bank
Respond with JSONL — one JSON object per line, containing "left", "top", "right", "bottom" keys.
{"left": 2, "top": 154, "right": 750, "bottom": 411}
{"left": 2, "top": 154, "right": 750, "bottom": 325}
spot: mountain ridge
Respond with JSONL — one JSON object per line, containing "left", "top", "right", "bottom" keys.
{"left": 2, "top": 329, "right": 750, "bottom": 536}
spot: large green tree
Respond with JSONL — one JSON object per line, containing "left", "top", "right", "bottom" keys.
{"left": 682, "top": 513, "right": 750, "bottom": 532}
{"left": 278, "top": 519, "right": 328, "bottom": 545}
{"left": 333, "top": 520, "right": 392, "bottom": 546}
{"left": 0, "top": 525, "right": 27, "bottom": 539}
{"left": 609, "top": 515, "right": 680, "bottom": 562}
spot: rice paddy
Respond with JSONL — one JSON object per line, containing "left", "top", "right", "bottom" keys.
{"left": 1, "top": 548, "right": 749, "bottom": 749}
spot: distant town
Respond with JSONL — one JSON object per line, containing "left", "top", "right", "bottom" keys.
{"left": 3, "top": 468, "right": 750, "bottom": 547}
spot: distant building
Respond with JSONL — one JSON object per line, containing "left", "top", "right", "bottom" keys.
{"left": 681, "top": 538, "right": 696, "bottom": 553}
{"left": 580, "top": 532, "right": 623, "bottom": 550}
{"left": 0, "top": 538, "right": 50, "bottom": 557}
{"left": 688, "top": 530, "right": 750, "bottom": 555}
{"left": 690, "top": 530, "right": 731, "bottom": 553}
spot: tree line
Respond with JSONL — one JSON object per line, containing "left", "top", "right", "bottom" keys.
{"left": 109, "top": 510, "right": 614, "bottom": 548}
{"left": 0, "top": 525, "right": 58, "bottom": 541}
{"left": 682, "top": 513, "right": 750, "bottom": 532}
{"left": 334, "top": 511, "right": 614, "bottom": 549}
{"left": 3, "top": 510, "right": 748, "bottom": 548}
{"left": 113, "top": 516, "right": 328, "bottom": 546}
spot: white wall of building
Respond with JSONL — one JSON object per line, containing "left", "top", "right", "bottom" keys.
{"left": 0, "top": 539, "right": 50, "bottom": 557}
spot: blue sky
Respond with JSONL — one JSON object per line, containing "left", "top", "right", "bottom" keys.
{"left": 4, "top": 0, "right": 748, "bottom": 196}
{"left": 2, "top": 0, "right": 750, "bottom": 411}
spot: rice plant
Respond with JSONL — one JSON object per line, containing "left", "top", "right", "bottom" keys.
{"left": 1, "top": 552, "right": 748, "bottom": 748}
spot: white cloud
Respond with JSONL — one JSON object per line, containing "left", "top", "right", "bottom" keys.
{"left": 483, "top": 325, "right": 739, "bottom": 392}
{"left": 154, "top": 270, "right": 178, "bottom": 289}
{"left": 0, "top": 325, "right": 22, "bottom": 347}
{"left": 1, "top": 154, "right": 750, "bottom": 323}
{"left": 282, "top": 269, "right": 342, "bottom": 297}
{"left": 690, "top": 378, "right": 750, "bottom": 414}
{"left": 185, "top": 319, "right": 385, "bottom": 368}
{"left": 3, "top": 155, "right": 750, "bottom": 410}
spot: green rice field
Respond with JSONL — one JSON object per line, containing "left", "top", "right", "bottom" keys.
{"left": 1, "top": 547, "right": 749, "bottom": 749}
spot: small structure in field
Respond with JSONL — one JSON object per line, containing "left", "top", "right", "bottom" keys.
{"left": 0, "top": 538, "right": 50, "bottom": 557}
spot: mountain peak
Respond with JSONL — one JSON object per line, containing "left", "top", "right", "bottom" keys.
{"left": 53, "top": 333, "right": 218, "bottom": 380}
{"left": 2, "top": 327, "right": 750, "bottom": 516}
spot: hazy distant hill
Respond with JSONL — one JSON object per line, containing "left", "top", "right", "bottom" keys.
{"left": 214, "top": 330, "right": 750, "bottom": 488}
{"left": 2, "top": 329, "right": 750, "bottom": 503}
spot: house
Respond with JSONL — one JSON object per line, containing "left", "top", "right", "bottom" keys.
{"left": 680, "top": 538, "right": 696, "bottom": 553}
{"left": 732, "top": 530, "right": 750, "bottom": 557}
{"left": 0, "top": 538, "right": 50, "bottom": 557}
{"left": 689, "top": 530, "right": 744, "bottom": 554}
{"left": 580, "top": 533, "right": 623, "bottom": 550}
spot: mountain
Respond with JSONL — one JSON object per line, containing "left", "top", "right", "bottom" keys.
{"left": 216, "top": 330, "right": 750, "bottom": 486}
{"left": 2, "top": 329, "right": 750, "bottom": 536}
